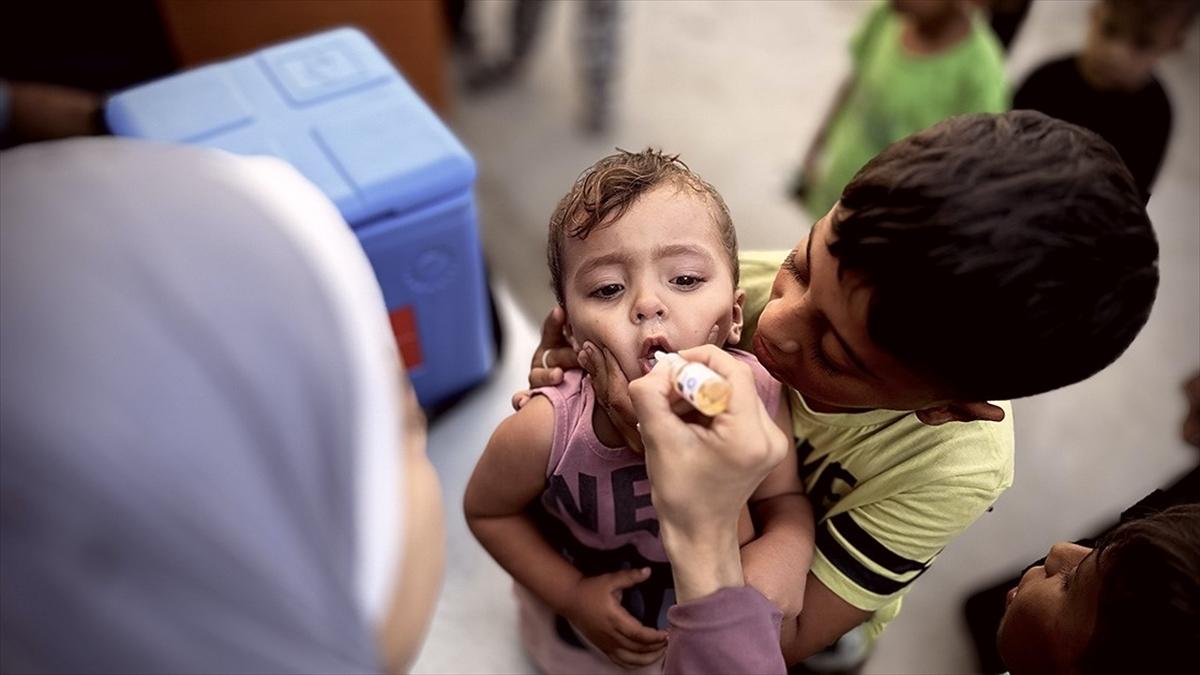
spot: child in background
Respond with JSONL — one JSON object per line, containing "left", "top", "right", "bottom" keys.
{"left": 1014, "top": 0, "right": 1198, "bottom": 202}
{"left": 464, "top": 150, "right": 813, "bottom": 673}
{"left": 792, "top": 0, "right": 1008, "bottom": 218}
{"left": 996, "top": 505, "right": 1200, "bottom": 675}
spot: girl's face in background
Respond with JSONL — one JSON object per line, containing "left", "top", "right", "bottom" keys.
{"left": 559, "top": 184, "right": 743, "bottom": 381}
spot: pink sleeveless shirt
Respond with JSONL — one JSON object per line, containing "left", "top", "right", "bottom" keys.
{"left": 529, "top": 349, "right": 782, "bottom": 634}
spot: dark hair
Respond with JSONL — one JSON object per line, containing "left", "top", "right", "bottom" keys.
{"left": 547, "top": 148, "right": 737, "bottom": 306}
{"left": 1079, "top": 504, "right": 1200, "bottom": 675}
{"left": 1100, "top": 0, "right": 1199, "bottom": 44}
{"left": 831, "top": 111, "right": 1158, "bottom": 400}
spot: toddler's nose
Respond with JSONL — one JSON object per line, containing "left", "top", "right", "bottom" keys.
{"left": 632, "top": 294, "right": 667, "bottom": 323}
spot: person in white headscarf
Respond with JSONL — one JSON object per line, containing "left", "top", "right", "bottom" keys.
{"left": 0, "top": 138, "right": 443, "bottom": 674}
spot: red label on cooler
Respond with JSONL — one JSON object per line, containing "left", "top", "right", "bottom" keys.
{"left": 389, "top": 305, "right": 423, "bottom": 369}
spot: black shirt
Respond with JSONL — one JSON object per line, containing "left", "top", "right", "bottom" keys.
{"left": 1014, "top": 55, "right": 1172, "bottom": 202}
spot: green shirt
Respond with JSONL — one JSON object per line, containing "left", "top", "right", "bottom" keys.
{"left": 804, "top": 3, "right": 1010, "bottom": 218}
{"left": 738, "top": 251, "right": 1015, "bottom": 641}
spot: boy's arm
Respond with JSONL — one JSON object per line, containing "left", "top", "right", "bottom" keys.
{"left": 784, "top": 576, "right": 874, "bottom": 662}
{"left": 742, "top": 395, "right": 814, "bottom": 618}
{"left": 782, "top": 469, "right": 1010, "bottom": 663}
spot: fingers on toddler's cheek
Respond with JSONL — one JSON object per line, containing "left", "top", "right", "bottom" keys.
{"left": 601, "top": 347, "right": 623, "bottom": 375}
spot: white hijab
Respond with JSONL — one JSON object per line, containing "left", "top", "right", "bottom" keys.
{"left": 0, "top": 138, "right": 404, "bottom": 673}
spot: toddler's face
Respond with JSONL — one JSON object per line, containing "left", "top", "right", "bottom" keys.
{"left": 754, "top": 205, "right": 950, "bottom": 412}
{"left": 560, "top": 184, "right": 743, "bottom": 381}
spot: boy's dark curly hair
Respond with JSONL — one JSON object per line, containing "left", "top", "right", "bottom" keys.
{"left": 833, "top": 111, "right": 1158, "bottom": 400}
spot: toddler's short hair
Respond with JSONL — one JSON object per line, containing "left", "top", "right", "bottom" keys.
{"left": 547, "top": 148, "right": 737, "bottom": 306}
{"left": 833, "top": 111, "right": 1158, "bottom": 400}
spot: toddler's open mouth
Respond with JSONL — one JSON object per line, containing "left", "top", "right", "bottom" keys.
{"left": 638, "top": 336, "right": 673, "bottom": 375}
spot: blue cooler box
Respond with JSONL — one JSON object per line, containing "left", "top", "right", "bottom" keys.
{"left": 105, "top": 27, "right": 494, "bottom": 408}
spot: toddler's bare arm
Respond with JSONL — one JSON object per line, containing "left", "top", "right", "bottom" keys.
{"left": 464, "top": 397, "right": 668, "bottom": 668}
{"left": 464, "top": 398, "right": 583, "bottom": 614}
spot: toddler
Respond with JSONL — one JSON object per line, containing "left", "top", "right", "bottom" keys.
{"left": 464, "top": 149, "right": 813, "bottom": 673}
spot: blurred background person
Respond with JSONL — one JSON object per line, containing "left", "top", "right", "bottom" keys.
{"left": 444, "top": 0, "right": 622, "bottom": 132}
{"left": 790, "top": 0, "right": 1009, "bottom": 219}
{"left": 1013, "top": 0, "right": 1200, "bottom": 202}
{"left": 0, "top": 1, "right": 175, "bottom": 148}
{"left": 985, "top": 0, "right": 1034, "bottom": 52}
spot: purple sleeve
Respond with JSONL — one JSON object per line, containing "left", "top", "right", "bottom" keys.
{"left": 664, "top": 586, "right": 785, "bottom": 675}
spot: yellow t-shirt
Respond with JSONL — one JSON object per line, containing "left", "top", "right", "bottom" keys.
{"left": 737, "top": 250, "right": 1015, "bottom": 640}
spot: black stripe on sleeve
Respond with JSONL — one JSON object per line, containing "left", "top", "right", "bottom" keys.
{"left": 816, "top": 520, "right": 928, "bottom": 596}
{"left": 829, "top": 512, "right": 927, "bottom": 574}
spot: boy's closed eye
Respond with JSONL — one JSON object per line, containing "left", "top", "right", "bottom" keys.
{"left": 784, "top": 244, "right": 846, "bottom": 375}
{"left": 784, "top": 248, "right": 810, "bottom": 286}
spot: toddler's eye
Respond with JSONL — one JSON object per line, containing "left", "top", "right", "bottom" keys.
{"left": 672, "top": 275, "right": 704, "bottom": 288}
{"left": 592, "top": 283, "right": 623, "bottom": 299}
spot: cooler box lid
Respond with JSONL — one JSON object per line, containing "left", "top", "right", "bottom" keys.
{"left": 105, "top": 27, "right": 475, "bottom": 226}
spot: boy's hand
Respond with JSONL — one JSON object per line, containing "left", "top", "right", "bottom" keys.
{"left": 579, "top": 341, "right": 644, "bottom": 453}
{"left": 531, "top": 306, "right": 577, "bottom": 387}
{"left": 513, "top": 307, "right": 579, "bottom": 410}
{"left": 563, "top": 568, "right": 668, "bottom": 669}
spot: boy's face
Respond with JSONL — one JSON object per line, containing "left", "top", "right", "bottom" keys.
{"left": 753, "top": 205, "right": 953, "bottom": 413}
{"left": 996, "top": 542, "right": 1100, "bottom": 675}
{"left": 560, "top": 183, "right": 743, "bottom": 382}
{"left": 1080, "top": 2, "right": 1188, "bottom": 91}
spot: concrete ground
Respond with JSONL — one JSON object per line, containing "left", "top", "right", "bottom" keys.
{"left": 414, "top": 2, "right": 1200, "bottom": 673}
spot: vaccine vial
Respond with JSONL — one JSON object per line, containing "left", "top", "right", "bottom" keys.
{"left": 653, "top": 351, "right": 731, "bottom": 416}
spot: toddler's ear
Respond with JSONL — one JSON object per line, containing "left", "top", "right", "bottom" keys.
{"left": 726, "top": 289, "right": 747, "bottom": 346}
